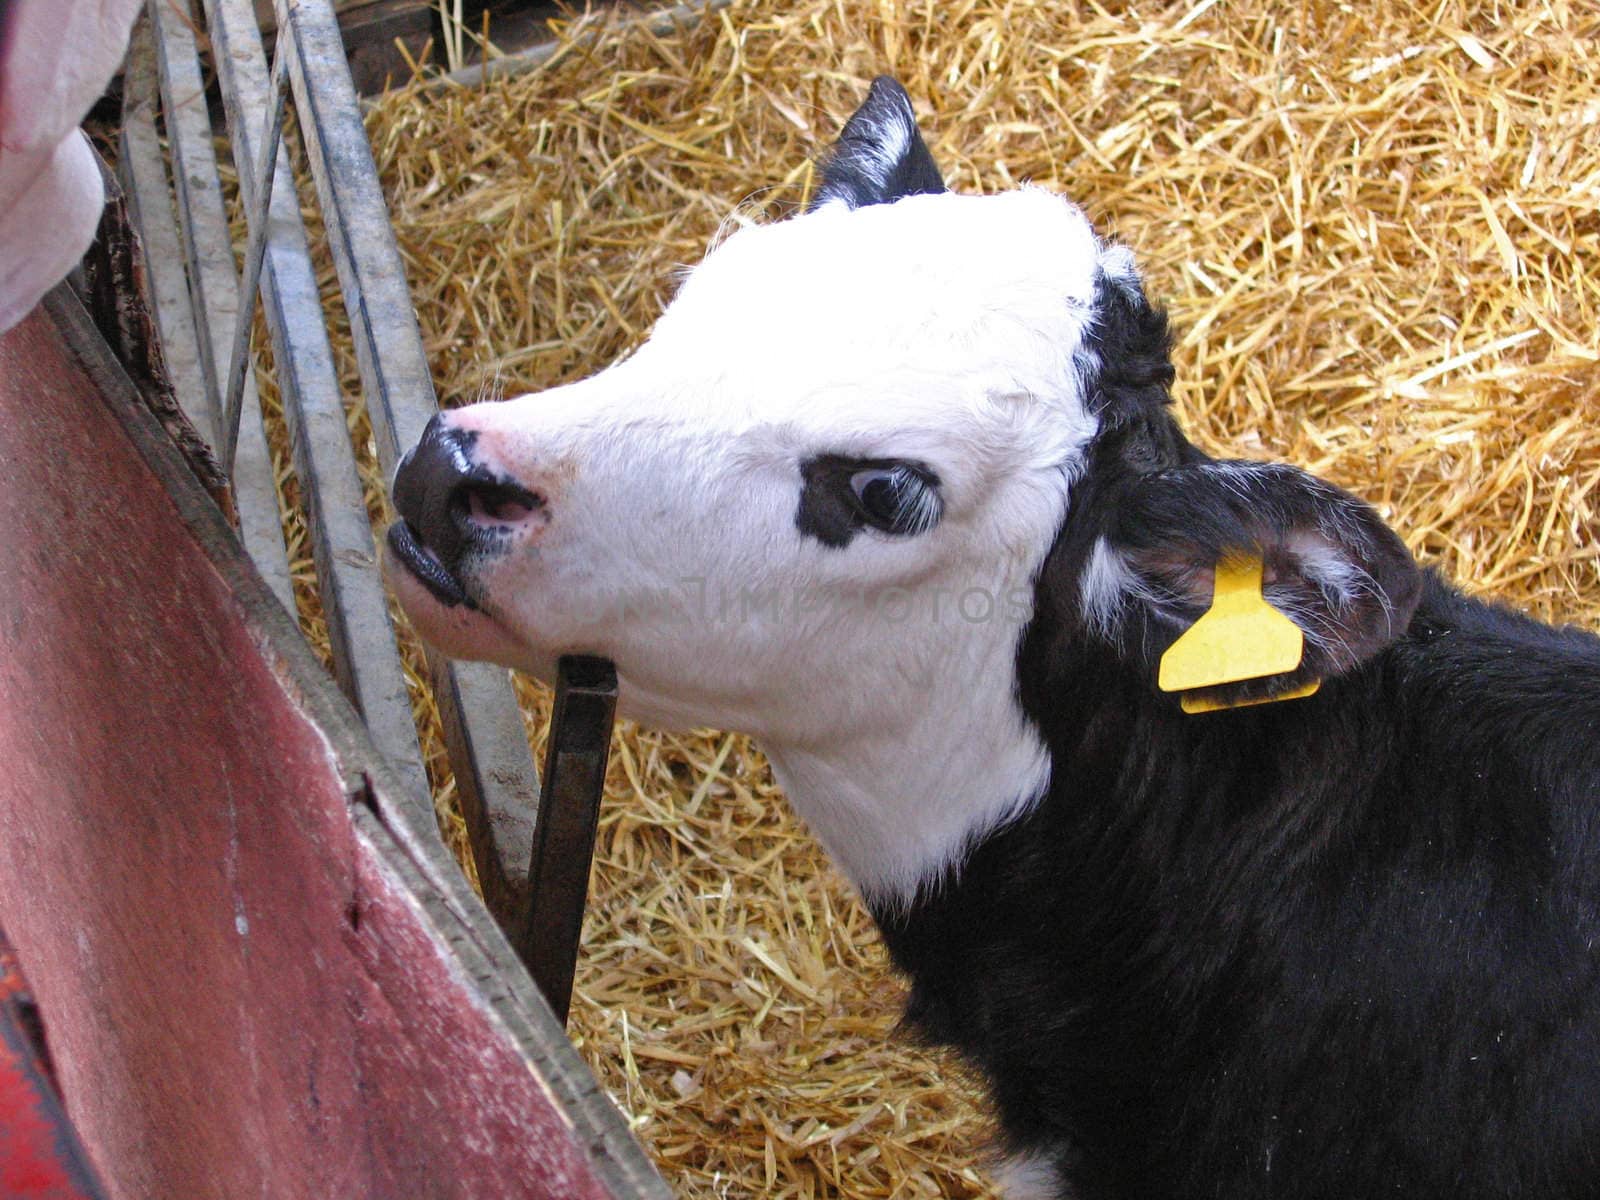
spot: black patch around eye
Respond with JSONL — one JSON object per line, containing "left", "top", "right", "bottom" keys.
{"left": 796, "top": 454, "right": 943, "bottom": 548}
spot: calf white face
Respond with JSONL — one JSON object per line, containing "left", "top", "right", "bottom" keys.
{"left": 386, "top": 79, "right": 1128, "bottom": 902}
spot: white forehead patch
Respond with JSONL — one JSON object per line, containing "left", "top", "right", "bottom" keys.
{"left": 642, "top": 187, "right": 1106, "bottom": 421}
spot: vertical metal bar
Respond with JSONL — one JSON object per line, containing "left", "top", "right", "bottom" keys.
{"left": 147, "top": 0, "right": 234, "bottom": 446}
{"left": 429, "top": 650, "right": 539, "bottom": 922}
{"left": 272, "top": 0, "right": 437, "bottom": 460}
{"left": 519, "top": 657, "right": 617, "bottom": 1025}
{"left": 119, "top": 22, "right": 219, "bottom": 453}
{"left": 220, "top": 43, "right": 289, "bottom": 475}
{"left": 126, "top": 10, "right": 295, "bottom": 613}
{"left": 162, "top": 0, "right": 432, "bottom": 813}
{"left": 262, "top": 0, "right": 547, "bottom": 938}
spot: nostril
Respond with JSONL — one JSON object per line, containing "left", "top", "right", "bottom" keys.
{"left": 454, "top": 478, "right": 546, "bottom": 529}
{"left": 469, "top": 489, "right": 537, "bottom": 524}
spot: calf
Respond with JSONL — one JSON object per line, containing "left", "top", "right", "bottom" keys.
{"left": 385, "top": 78, "right": 1600, "bottom": 1199}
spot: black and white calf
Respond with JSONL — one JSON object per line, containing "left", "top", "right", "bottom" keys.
{"left": 385, "top": 78, "right": 1600, "bottom": 1199}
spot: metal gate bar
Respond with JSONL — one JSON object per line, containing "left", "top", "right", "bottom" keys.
{"left": 125, "top": 0, "right": 603, "bottom": 1018}
{"left": 121, "top": 17, "right": 294, "bottom": 612}
{"left": 220, "top": 43, "right": 290, "bottom": 472}
{"left": 263, "top": 0, "right": 551, "bottom": 931}
{"left": 521, "top": 657, "right": 616, "bottom": 1025}
{"left": 146, "top": 0, "right": 433, "bottom": 814}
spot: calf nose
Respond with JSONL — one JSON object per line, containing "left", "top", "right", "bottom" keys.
{"left": 392, "top": 414, "right": 480, "bottom": 571}
{"left": 392, "top": 414, "right": 549, "bottom": 573}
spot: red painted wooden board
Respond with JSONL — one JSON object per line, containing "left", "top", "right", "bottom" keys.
{"left": 0, "top": 930, "right": 109, "bottom": 1200}
{"left": 0, "top": 291, "right": 668, "bottom": 1200}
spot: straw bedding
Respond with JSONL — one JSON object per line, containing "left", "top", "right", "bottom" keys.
{"left": 255, "top": 0, "right": 1599, "bottom": 1194}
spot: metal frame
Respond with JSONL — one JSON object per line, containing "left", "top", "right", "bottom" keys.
{"left": 121, "top": 18, "right": 295, "bottom": 612}
{"left": 522, "top": 656, "right": 616, "bottom": 1025}
{"left": 124, "top": 0, "right": 606, "bottom": 1021}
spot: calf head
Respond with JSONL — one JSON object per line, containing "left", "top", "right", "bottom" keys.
{"left": 386, "top": 78, "right": 1421, "bottom": 905}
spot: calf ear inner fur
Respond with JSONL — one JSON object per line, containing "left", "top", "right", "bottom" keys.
{"left": 809, "top": 76, "right": 946, "bottom": 212}
{"left": 1080, "top": 460, "right": 1423, "bottom": 704}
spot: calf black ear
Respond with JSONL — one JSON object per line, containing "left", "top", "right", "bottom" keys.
{"left": 810, "top": 76, "right": 946, "bottom": 212}
{"left": 1080, "top": 460, "right": 1422, "bottom": 702}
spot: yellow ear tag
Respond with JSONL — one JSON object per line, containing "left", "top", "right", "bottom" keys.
{"left": 1157, "top": 556, "right": 1320, "bottom": 714}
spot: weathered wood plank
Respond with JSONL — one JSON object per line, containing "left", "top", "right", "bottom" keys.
{"left": 0, "top": 287, "right": 666, "bottom": 1200}
{"left": 264, "top": 0, "right": 547, "bottom": 934}
{"left": 120, "top": 16, "right": 296, "bottom": 614}
{"left": 351, "top": 806, "right": 671, "bottom": 1200}
{"left": 150, "top": 0, "right": 432, "bottom": 810}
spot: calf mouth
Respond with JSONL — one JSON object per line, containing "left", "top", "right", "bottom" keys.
{"left": 386, "top": 520, "right": 476, "bottom": 609}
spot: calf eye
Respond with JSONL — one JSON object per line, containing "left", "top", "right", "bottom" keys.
{"left": 848, "top": 465, "right": 941, "bottom": 535}
{"left": 797, "top": 454, "right": 944, "bottom": 548}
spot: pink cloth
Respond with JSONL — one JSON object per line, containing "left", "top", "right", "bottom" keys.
{"left": 0, "top": 0, "right": 144, "bottom": 332}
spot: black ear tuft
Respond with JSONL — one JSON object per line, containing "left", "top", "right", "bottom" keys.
{"left": 810, "top": 76, "right": 946, "bottom": 212}
{"left": 1085, "top": 265, "right": 1177, "bottom": 424}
